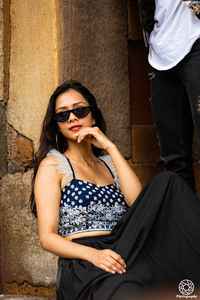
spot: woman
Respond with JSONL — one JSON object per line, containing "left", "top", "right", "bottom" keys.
{"left": 31, "top": 81, "right": 200, "bottom": 300}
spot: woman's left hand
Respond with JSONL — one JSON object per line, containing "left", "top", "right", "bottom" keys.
{"left": 75, "top": 126, "right": 114, "bottom": 151}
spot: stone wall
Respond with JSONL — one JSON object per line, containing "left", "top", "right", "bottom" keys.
{"left": 0, "top": 0, "right": 7, "bottom": 179}
{"left": 0, "top": 171, "right": 57, "bottom": 297}
{"left": 0, "top": 0, "right": 132, "bottom": 297}
{"left": 61, "top": 0, "right": 131, "bottom": 158}
{"left": 0, "top": 0, "right": 7, "bottom": 293}
{"left": 1, "top": 0, "right": 199, "bottom": 297}
{"left": 7, "top": 0, "right": 60, "bottom": 151}
{"left": 0, "top": 0, "right": 60, "bottom": 296}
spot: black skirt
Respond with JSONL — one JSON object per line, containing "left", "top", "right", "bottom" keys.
{"left": 56, "top": 171, "right": 200, "bottom": 300}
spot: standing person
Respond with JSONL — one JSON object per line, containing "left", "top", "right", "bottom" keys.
{"left": 138, "top": 0, "right": 200, "bottom": 192}
{"left": 30, "top": 81, "right": 200, "bottom": 299}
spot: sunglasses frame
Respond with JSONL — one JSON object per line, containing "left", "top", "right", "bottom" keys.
{"left": 52, "top": 105, "right": 92, "bottom": 122}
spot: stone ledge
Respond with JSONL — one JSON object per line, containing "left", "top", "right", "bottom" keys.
{"left": 0, "top": 296, "right": 55, "bottom": 300}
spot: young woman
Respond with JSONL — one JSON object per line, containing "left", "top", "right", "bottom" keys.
{"left": 31, "top": 81, "right": 200, "bottom": 300}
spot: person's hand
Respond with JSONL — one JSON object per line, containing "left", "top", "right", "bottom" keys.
{"left": 88, "top": 248, "right": 126, "bottom": 274}
{"left": 75, "top": 126, "right": 115, "bottom": 151}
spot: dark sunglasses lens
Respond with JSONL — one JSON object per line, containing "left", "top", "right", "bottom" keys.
{"left": 73, "top": 106, "right": 91, "bottom": 118}
{"left": 54, "top": 111, "right": 70, "bottom": 122}
{"left": 53, "top": 106, "right": 91, "bottom": 122}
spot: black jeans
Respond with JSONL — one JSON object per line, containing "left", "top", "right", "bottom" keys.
{"left": 149, "top": 38, "right": 200, "bottom": 192}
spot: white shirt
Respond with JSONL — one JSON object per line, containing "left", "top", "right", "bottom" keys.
{"left": 148, "top": 0, "right": 200, "bottom": 70}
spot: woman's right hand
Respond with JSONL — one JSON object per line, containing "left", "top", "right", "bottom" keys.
{"left": 88, "top": 248, "right": 126, "bottom": 274}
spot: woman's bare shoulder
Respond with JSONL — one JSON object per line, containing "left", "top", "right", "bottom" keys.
{"left": 37, "top": 156, "right": 59, "bottom": 177}
{"left": 40, "top": 155, "right": 58, "bottom": 167}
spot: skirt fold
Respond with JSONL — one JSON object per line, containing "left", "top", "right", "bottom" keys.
{"left": 57, "top": 171, "right": 200, "bottom": 300}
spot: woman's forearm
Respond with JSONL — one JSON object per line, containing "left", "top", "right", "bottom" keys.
{"left": 106, "top": 143, "right": 142, "bottom": 206}
{"left": 40, "top": 232, "right": 95, "bottom": 260}
{"left": 40, "top": 232, "right": 126, "bottom": 274}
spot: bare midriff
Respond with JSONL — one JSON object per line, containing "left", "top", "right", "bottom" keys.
{"left": 64, "top": 230, "right": 111, "bottom": 241}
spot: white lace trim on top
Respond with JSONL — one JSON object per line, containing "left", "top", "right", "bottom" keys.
{"left": 46, "top": 149, "right": 73, "bottom": 189}
{"left": 46, "top": 148, "right": 120, "bottom": 190}
{"left": 99, "top": 155, "right": 120, "bottom": 190}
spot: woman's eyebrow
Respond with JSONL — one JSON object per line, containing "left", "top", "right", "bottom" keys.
{"left": 56, "top": 101, "right": 86, "bottom": 112}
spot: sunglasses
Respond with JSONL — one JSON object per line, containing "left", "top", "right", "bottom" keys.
{"left": 52, "top": 106, "right": 92, "bottom": 122}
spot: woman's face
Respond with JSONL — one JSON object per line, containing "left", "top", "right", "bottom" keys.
{"left": 55, "top": 89, "right": 95, "bottom": 141}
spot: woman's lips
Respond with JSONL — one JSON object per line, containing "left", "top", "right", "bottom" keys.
{"left": 69, "top": 125, "right": 82, "bottom": 131}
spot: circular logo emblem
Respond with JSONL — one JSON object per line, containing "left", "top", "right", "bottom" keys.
{"left": 178, "top": 279, "right": 194, "bottom": 295}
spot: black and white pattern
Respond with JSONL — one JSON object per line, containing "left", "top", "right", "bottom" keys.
{"left": 59, "top": 179, "right": 128, "bottom": 236}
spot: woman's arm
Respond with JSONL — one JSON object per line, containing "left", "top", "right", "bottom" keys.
{"left": 34, "top": 157, "right": 126, "bottom": 274}
{"left": 106, "top": 144, "right": 142, "bottom": 206}
{"left": 76, "top": 127, "right": 142, "bottom": 206}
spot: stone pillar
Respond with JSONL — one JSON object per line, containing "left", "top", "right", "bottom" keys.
{"left": 0, "top": 0, "right": 7, "bottom": 179}
{"left": 61, "top": 0, "right": 131, "bottom": 158}
{"left": 7, "top": 0, "right": 60, "bottom": 151}
{"left": 0, "top": 0, "right": 9, "bottom": 293}
{"left": 0, "top": 0, "right": 61, "bottom": 296}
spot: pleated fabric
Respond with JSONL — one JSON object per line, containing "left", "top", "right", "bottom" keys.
{"left": 56, "top": 171, "right": 200, "bottom": 300}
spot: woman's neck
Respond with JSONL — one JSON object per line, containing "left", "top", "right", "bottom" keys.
{"left": 64, "top": 140, "right": 97, "bottom": 165}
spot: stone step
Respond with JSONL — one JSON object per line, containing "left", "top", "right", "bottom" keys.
{"left": 0, "top": 296, "right": 55, "bottom": 300}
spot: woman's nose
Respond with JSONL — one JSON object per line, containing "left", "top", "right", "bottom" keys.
{"left": 68, "top": 111, "right": 78, "bottom": 122}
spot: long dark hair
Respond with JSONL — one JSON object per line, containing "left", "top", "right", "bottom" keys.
{"left": 30, "top": 80, "right": 106, "bottom": 216}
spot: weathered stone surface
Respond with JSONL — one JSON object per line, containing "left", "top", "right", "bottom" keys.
{"left": 7, "top": 124, "right": 34, "bottom": 168}
{"left": 193, "top": 132, "right": 200, "bottom": 162}
{"left": 128, "top": 0, "right": 143, "bottom": 40}
{"left": 2, "top": 0, "right": 11, "bottom": 105}
{"left": 0, "top": 171, "right": 57, "bottom": 287}
{"left": 0, "top": 0, "right": 4, "bottom": 101}
{"left": 194, "top": 162, "right": 200, "bottom": 198}
{"left": 8, "top": 161, "right": 25, "bottom": 174}
{"left": 0, "top": 297, "right": 55, "bottom": 300}
{"left": 132, "top": 125, "right": 160, "bottom": 163}
{"left": 0, "top": 102, "right": 7, "bottom": 178}
{"left": 1, "top": 280, "right": 56, "bottom": 298}
{"left": 7, "top": 0, "right": 60, "bottom": 150}
{"left": 2, "top": 281, "right": 56, "bottom": 298}
{"left": 61, "top": 0, "right": 131, "bottom": 158}
{"left": 0, "top": 212, "right": 2, "bottom": 294}
{"left": 131, "top": 162, "right": 164, "bottom": 186}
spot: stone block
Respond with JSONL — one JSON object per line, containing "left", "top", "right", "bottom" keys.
{"left": 2, "top": 0, "right": 11, "bottom": 104}
{"left": 0, "top": 171, "right": 57, "bottom": 288}
{"left": 8, "top": 161, "right": 25, "bottom": 174}
{"left": 0, "top": 102, "right": 7, "bottom": 178}
{"left": 0, "top": 0, "right": 4, "bottom": 101}
{"left": 193, "top": 132, "right": 200, "bottom": 162}
{"left": 132, "top": 125, "right": 160, "bottom": 163}
{"left": 7, "top": 0, "right": 60, "bottom": 150}
{"left": 7, "top": 124, "right": 34, "bottom": 168}
{"left": 131, "top": 162, "right": 164, "bottom": 187}
{"left": 127, "top": 0, "right": 143, "bottom": 41}
{"left": 0, "top": 55, "right": 3, "bottom": 101}
{"left": 61, "top": 0, "right": 131, "bottom": 158}
{"left": 194, "top": 162, "right": 200, "bottom": 197}
{"left": 0, "top": 295, "right": 55, "bottom": 299}
{"left": 2, "top": 281, "right": 56, "bottom": 298}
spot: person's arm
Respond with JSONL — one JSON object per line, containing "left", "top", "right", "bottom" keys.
{"left": 106, "top": 144, "right": 142, "bottom": 206}
{"left": 34, "top": 157, "right": 126, "bottom": 274}
{"left": 76, "top": 127, "right": 142, "bottom": 206}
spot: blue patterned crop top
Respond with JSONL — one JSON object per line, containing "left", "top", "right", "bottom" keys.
{"left": 47, "top": 149, "right": 128, "bottom": 237}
